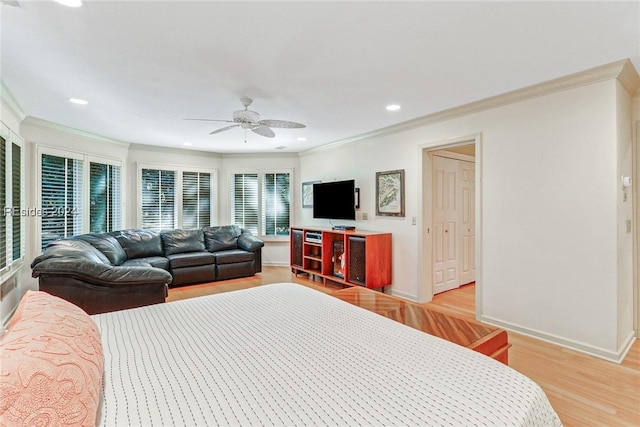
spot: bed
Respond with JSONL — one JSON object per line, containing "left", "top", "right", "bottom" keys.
{"left": 91, "top": 283, "right": 561, "bottom": 426}
{"left": 1, "top": 283, "right": 561, "bottom": 426}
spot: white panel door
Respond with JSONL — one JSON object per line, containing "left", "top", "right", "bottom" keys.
{"left": 459, "top": 161, "right": 476, "bottom": 285}
{"left": 433, "top": 156, "right": 459, "bottom": 294}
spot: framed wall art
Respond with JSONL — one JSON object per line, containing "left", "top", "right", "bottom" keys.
{"left": 375, "top": 169, "right": 405, "bottom": 217}
{"left": 302, "top": 180, "right": 320, "bottom": 208}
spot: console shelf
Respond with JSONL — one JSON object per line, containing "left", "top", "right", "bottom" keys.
{"left": 290, "top": 227, "right": 392, "bottom": 289}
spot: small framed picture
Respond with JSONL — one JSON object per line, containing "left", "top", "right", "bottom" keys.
{"left": 302, "top": 180, "right": 320, "bottom": 208}
{"left": 376, "top": 169, "right": 405, "bottom": 217}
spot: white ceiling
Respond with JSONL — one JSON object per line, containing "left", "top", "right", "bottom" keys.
{"left": 2, "top": 1, "right": 639, "bottom": 154}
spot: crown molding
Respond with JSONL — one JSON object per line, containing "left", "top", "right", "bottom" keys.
{"left": 302, "top": 59, "right": 638, "bottom": 156}
{"left": 22, "top": 116, "right": 131, "bottom": 148}
{"left": 618, "top": 59, "right": 640, "bottom": 95}
{"left": 0, "top": 80, "right": 26, "bottom": 122}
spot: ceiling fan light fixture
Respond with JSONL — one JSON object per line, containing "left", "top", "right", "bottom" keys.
{"left": 185, "top": 97, "right": 306, "bottom": 141}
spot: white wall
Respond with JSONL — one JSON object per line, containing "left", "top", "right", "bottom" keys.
{"left": 616, "top": 81, "right": 635, "bottom": 351}
{"left": 220, "top": 153, "right": 300, "bottom": 266}
{"left": 298, "top": 69, "right": 637, "bottom": 361}
{"left": 126, "top": 146, "right": 300, "bottom": 265}
{"left": 126, "top": 143, "right": 223, "bottom": 228}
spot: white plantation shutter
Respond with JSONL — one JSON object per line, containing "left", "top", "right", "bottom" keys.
{"left": 11, "top": 142, "right": 21, "bottom": 260}
{"left": 90, "top": 162, "right": 122, "bottom": 233}
{"left": 141, "top": 168, "right": 176, "bottom": 231}
{"left": 183, "top": 171, "right": 212, "bottom": 229}
{"left": 41, "top": 154, "right": 84, "bottom": 250}
{"left": 0, "top": 136, "right": 6, "bottom": 268}
{"left": 230, "top": 173, "right": 258, "bottom": 234}
{"left": 262, "top": 172, "right": 291, "bottom": 236}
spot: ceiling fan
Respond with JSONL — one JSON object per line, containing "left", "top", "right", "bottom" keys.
{"left": 185, "top": 97, "right": 305, "bottom": 141}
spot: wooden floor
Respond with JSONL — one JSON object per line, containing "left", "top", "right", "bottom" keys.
{"left": 168, "top": 267, "right": 640, "bottom": 427}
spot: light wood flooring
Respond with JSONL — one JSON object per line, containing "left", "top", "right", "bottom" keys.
{"left": 168, "top": 266, "right": 640, "bottom": 427}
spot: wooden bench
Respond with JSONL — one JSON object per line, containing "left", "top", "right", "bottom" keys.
{"left": 332, "top": 287, "right": 510, "bottom": 364}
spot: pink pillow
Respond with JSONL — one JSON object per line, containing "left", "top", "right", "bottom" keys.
{"left": 0, "top": 291, "right": 104, "bottom": 427}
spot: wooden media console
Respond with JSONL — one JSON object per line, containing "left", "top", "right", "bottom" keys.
{"left": 290, "top": 227, "right": 392, "bottom": 289}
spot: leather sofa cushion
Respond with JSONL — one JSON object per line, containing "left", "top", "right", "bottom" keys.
{"left": 216, "top": 261, "right": 255, "bottom": 280}
{"left": 203, "top": 225, "right": 241, "bottom": 252}
{"left": 214, "top": 249, "right": 255, "bottom": 265}
{"left": 238, "top": 232, "right": 265, "bottom": 251}
{"left": 122, "top": 256, "right": 170, "bottom": 271}
{"left": 112, "top": 229, "right": 163, "bottom": 259}
{"left": 161, "top": 229, "right": 206, "bottom": 255}
{"left": 73, "top": 233, "right": 128, "bottom": 266}
{"left": 32, "top": 239, "right": 111, "bottom": 266}
{"left": 167, "top": 252, "right": 216, "bottom": 269}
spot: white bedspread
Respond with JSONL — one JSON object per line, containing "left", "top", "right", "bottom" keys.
{"left": 93, "top": 283, "right": 561, "bottom": 426}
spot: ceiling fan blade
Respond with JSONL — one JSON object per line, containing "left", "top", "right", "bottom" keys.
{"left": 251, "top": 124, "right": 276, "bottom": 138}
{"left": 184, "top": 118, "right": 234, "bottom": 123}
{"left": 258, "top": 119, "right": 306, "bottom": 129}
{"left": 210, "top": 124, "right": 240, "bottom": 135}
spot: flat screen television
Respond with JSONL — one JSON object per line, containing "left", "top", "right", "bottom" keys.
{"left": 313, "top": 180, "right": 356, "bottom": 220}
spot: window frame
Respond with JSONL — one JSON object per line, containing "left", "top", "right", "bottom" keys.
{"left": 36, "top": 145, "right": 125, "bottom": 254}
{"left": 89, "top": 158, "right": 124, "bottom": 234}
{"left": 0, "top": 121, "right": 24, "bottom": 281}
{"left": 137, "top": 163, "right": 217, "bottom": 230}
{"left": 229, "top": 168, "right": 293, "bottom": 242}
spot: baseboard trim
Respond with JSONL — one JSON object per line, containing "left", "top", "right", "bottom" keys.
{"left": 479, "top": 314, "right": 637, "bottom": 364}
{"left": 389, "top": 289, "right": 418, "bottom": 302}
{"left": 263, "top": 262, "right": 289, "bottom": 267}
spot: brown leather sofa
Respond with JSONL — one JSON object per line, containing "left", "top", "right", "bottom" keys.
{"left": 31, "top": 225, "right": 264, "bottom": 314}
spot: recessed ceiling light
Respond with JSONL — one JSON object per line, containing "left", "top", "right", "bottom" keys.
{"left": 68, "top": 98, "right": 88, "bottom": 105}
{"left": 297, "top": 137, "right": 307, "bottom": 142}
{"left": 54, "top": 0, "right": 83, "bottom": 7}
{"left": 386, "top": 104, "right": 401, "bottom": 111}
{"left": 182, "top": 142, "right": 193, "bottom": 147}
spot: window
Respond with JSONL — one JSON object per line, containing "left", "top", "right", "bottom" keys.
{"left": 11, "top": 142, "right": 21, "bottom": 260}
{"left": 38, "top": 147, "right": 124, "bottom": 252}
{"left": 0, "top": 135, "right": 6, "bottom": 269}
{"left": 141, "top": 168, "right": 176, "bottom": 231}
{"left": 230, "top": 173, "right": 259, "bottom": 234}
{"left": 90, "top": 162, "right": 122, "bottom": 233}
{"left": 183, "top": 171, "right": 211, "bottom": 229}
{"left": 230, "top": 170, "right": 291, "bottom": 238}
{"left": 262, "top": 172, "right": 290, "bottom": 236}
{"left": 139, "top": 166, "right": 216, "bottom": 231}
{"left": 0, "top": 125, "right": 24, "bottom": 273}
{"left": 41, "top": 154, "right": 85, "bottom": 250}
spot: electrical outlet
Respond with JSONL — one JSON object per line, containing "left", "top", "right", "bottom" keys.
{"left": 627, "top": 220, "right": 632, "bottom": 233}
{"left": 411, "top": 217, "right": 417, "bottom": 225}
{"left": 362, "top": 212, "right": 368, "bottom": 220}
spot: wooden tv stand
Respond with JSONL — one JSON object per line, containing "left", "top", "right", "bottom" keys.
{"left": 290, "top": 227, "right": 392, "bottom": 289}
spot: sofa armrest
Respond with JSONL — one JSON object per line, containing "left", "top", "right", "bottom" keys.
{"left": 237, "top": 232, "right": 264, "bottom": 252}
{"left": 32, "top": 258, "right": 172, "bottom": 286}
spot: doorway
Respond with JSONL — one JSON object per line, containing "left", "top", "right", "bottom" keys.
{"left": 418, "top": 135, "right": 481, "bottom": 307}
{"left": 432, "top": 151, "right": 476, "bottom": 294}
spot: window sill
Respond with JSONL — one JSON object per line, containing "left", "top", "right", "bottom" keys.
{"left": 260, "top": 236, "right": 290, "bottom": 244}
{"left": 0, "top": 259, "right": 24, "bottom": 285}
